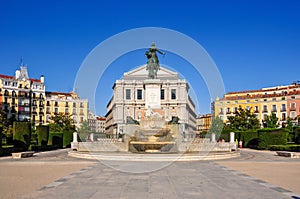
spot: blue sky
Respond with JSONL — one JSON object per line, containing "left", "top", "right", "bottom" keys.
{"left": 0, "top": 0, "right": 299, "bottom": 115}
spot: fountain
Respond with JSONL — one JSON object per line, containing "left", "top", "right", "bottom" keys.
{"left": 129, "top": 111, "right": 178, "bottom": 153}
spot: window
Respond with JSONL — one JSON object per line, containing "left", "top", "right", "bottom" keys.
{"left": 272, "top": 98, "right": 276, "bottom": 101}
{"left": 263, "top": 105, "right": 268, "bottom": 112}
{"left": 272, "top": 105, "right": 277, "bottom": 112}
{"left": 46, "top": 107, "right": 50, "bottom": 113}
{"left": 161, "top": 89, "right": 165, "bottom": 100}
{"left": 46, "top": 101, "right": 50, "bottom": 106}
{"left": 281, "top": 104, "right": 286, "bottom": 111}
{"left": 80, "top": 102, "right": 84, "bottom": 108}
{"left": 54, "top": 108, "right": 58, "bottom": 113}
{"left": 226, "top": 107, "right": 230, "bottom": 114}
{"left": 137, "top": 89, "right": 142, "bottom": 100}
{"left": 126, "top": 89, "right": 131, "bottom": 100}
{"left": 171, "top": 89, "right": 176, "bottom": 100}
{"left": 234, "top": 107, "right": 238, "bottom": 113}
{"left": 73, "top": 102, "right": 76, "bottom": 108}
{"left": 282, "top": 113, "right": 286, "bottom": 121}
{"left": 54, "top": 101, "right": 58, "bottom": 106}
{"left": 65, "top": 108, "right": 69, "bottom": 114}
{"left": 66, "top": 102, "right": 69, "bottom": 107}
{"left": 291, "top": 111, "right": 296, "bottom": 119}
{"left": 254, "top": 106, "right": 258, "bottom": 112}
{"left": 219, "top": 108, "right": 223, "bottom": 114}
{"left": 264, "top": 99, "right": 267, "bottom": 102}
{"left": 72, "top": 109, "right": 76, "bottom": 114}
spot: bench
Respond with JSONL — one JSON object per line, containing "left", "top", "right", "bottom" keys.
{"left": 276, "top": 151, "right": 299, "bottom": 158}
{"left": 12, "top": 151, "right": 35, "bottom": 159}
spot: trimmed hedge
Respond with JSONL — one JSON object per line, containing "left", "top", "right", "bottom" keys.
{"left": 0, "top": 126, "right": 2, "bottom": 155}
{"left": 257, "top": 128, "right": 288, "bottom": 149}
{"left": 221, "top": 130, "right": 259, "bottom": 148}
{"left": 29, "top": 144, "right": 59, "bottom": 152}
{"left": 62, "top": 130, "right": 74, "bottom": 148}
{"left": 48, "top": 132, "right": 63, "bottom": 148}
{"left": 293, "top": 127, "right": 300, "bottom": 144}
{"left": 36, "top": 125, "right": 49, "bottom": 146}
{"left": 13, "top": 122, "right": 31, "bottom": 150}
{"left": 268, "top": 144, "right": 300, "bottom": 152}
{"left": 236, "top": 130, "right": 259, "bottom": 148}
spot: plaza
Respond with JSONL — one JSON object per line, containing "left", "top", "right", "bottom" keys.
{"left": 0, "top": 149, "right": 299, "bottom": 199}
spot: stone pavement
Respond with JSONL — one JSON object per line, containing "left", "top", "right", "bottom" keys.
{"left": 0, "top": 149, "right": 299, "bottom": 199}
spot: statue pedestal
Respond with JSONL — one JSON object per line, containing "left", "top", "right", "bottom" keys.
{"left": 144, "top": 79, "right": 162, "bottom": 109}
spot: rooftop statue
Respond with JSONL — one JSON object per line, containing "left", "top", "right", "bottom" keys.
{"left": 145, "top": 42, "right": 165, "bottom": 79}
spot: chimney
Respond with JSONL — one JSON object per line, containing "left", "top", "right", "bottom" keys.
{"left": 40, "top": 75, "right": 44, "bottom": 83}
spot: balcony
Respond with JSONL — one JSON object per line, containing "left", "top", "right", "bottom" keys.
{"left": 219, "top": 111, "right": 224, "bottom": 115}
{"left": 290, "top": 107, "right": 296, "bottom": 111}
{"left": 280, "top": 108, "right": 286, "bottom": 112}
{"left": 271, "top": 109, "right": 277, "bottom": 112}
{"left": 226, "top": 111, "right": 231, "bottom": 115}
{"left": 262, "top": 109, "right": 268, "bottom": 113}
{"left": 254, "top": 110, "right": 259, "bottom": 113}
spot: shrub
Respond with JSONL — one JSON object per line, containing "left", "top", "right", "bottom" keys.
{"left": 29, "top": 144, "right": 59, "bottom": 152}
{"left": 257, "top": 128, "right": 288, "bottom": 149}
{"left": 13, "top": 122, "right": 31, "bottom": 150}
{"left": 236, "top": 130, "right": 258, "bottom": 148}
{"left": 48, "top": 132, "right": 63, "bottom": 148}
{"left": 268, "top": 144, "right": 300, "bottom": 152}
{"left": 0, "top": 126, "right": 2, "bottom": 155}
{"left": 36, "top": 125, "right": 49, "bottom": 146}
{"left": 293, "top": 127, "right": 300, "bottom": 144}
{"left": 62, "top": 129, "right": 74, "bottom": 148}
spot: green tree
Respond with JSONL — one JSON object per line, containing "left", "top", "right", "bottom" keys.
{"left": 286, "top": 117, "right": 293, "bottom": 131}
{"left": 77, "top": 120, "right": 91, "bottom": 141}
{"left": 209, "top": 116, "right": 224, "bottom": 135}
{"left": 265, "top": 112, "right": 279, "bottom": 128}
{"left": 48, "top": 113, "right": 75, "bottom": 132}
{"left": 227, "top": 106, "right": 260, "bottom": 131}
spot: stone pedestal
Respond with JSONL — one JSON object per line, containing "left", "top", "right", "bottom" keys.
{"left": 230, "top": 132, "right": 235, "bottom": 143}
{"left": 144, "top": 79, "right": 161, "bottom": 109}
{"left": 73, "top": 132, "right": 78, "bottom": 142}
{"left": 71, "top": 132, "right": 78, "bottom": 150}
{"left": 211, "top": 133, "right": 216, "bottom": 142}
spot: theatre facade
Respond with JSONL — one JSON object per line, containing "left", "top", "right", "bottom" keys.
{"left": 105, "top": 64, "right": 197, "bottom": 138}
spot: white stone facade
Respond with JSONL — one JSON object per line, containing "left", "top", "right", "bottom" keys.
{"left": 105, "top": 65, "right": 197, "bottom": 138}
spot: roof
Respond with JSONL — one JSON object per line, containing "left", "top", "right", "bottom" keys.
{"left": 46, "top": 91, "right": 72, "bottom": 96}
{"left": 0, "top": 74, "right": 41, "bottom": 82}
{"left": 0, "top": 74, "right": 14, "bottom": 79}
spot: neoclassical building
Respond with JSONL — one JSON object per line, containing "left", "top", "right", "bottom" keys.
{"left": 105, "top": 65, "right": 197, "bottom": 138}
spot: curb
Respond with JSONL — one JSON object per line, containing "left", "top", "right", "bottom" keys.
{"left": 68, "top": 151, "right": 240, "bottom": 162}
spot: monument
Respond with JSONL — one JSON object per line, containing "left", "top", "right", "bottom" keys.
{"left": 71, "top": 43, "right": 237, "bottom": 155}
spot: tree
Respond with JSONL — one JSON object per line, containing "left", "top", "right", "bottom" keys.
{"left": 77, "top": 120, "right": 91, "bottom": 141}
{"left": 48, "top": 113, "right": 75, "bottom": 132}
{"left": 286, "top": 117, "right": 293, "bottom": 131}
{"left": 227, "top": 106, "right": 260, "bottom": 131}
{"left": 209, "top": 116, "right": 224, "bottom": 136}
{"left": 265, "top": 113, "right": 279, "bottom": 128}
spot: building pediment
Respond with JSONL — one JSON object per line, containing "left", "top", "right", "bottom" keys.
{"left": 123, "top": 64, "right": 178, "bottom": 80}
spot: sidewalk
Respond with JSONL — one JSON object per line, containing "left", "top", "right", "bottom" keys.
{"left": 216, "top": 149, "right": 300, "bottom": 196}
